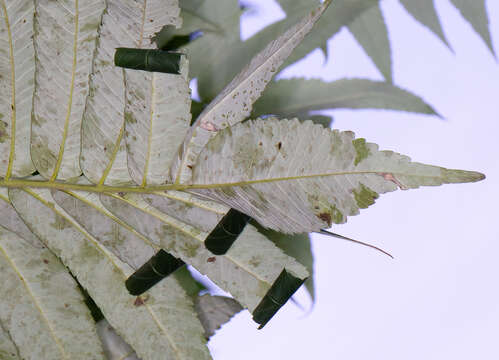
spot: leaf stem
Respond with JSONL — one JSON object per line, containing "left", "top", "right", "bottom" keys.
{"left": 0, "top": 179, "right": 187, "bottom": 194}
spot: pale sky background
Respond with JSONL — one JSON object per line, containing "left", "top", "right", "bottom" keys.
{"left": 199, "top": 1, "right": 499, "bottom": 359}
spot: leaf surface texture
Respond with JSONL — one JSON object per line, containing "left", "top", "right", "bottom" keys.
{"left": 190, "top": 118, "right": 484, "bottom": 233}
{"left": 0, "top": 0, "right": 36, "bottom": 178}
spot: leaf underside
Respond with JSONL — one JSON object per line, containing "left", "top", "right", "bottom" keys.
{"left": 0, "top": 0, "right": 488, "bottom": 358}
{"left": 190, "top": 118, "right": 484, "bottom": 234}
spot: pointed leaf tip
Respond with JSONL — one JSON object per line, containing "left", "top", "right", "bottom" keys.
{"left": 442, "top": 169, "right": 485, "bottom": 183}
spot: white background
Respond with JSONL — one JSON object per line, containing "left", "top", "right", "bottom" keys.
{"left": 204, "top": 1, "right": 499, "bottom": 359}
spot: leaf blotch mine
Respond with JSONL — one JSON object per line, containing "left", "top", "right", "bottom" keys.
{"left": 182, "top": 242, "right": 200, "bottom": 258}
{"left": 50, "top": 216, "right": 72, "bottom": 230}
{"left": 353, "top": 183, "right": 379, "bottom": 209}
{"left": 352, "top": 138, "right": 370, "bottom": 166}
{"left": 0, "top": 120, "right": 9, "bottom": 143}
{"left": 124, "top": 111, "right": 137, "bottom": 124}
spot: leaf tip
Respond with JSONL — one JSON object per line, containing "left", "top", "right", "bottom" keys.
{"left": 442, "top": 169, "right": 486, "bottom": 184}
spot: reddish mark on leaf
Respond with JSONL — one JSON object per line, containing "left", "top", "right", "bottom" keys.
{"left": 200, "top": 121, "right": 218, "bottom": 131}
{"left": 379, "top": 173, "right": 408, "bottom": 190}
{"left": 64, "top": 303, "right": 69, "bottom": 308}
{"left": 207, "top": 257, "right": 216, "bottom": 263}
{"left": 318, "top": 213, "right": 332, "bottom": 226}
{"left": 43, "top": 259, "right": 49, "bottom": 264}
{"left": 134, "top": 294, "right": 150, "bottom": 306}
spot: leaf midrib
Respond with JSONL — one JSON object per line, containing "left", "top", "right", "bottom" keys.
{"left": 0, "top": 169, "right": 481, "bottom": 195}
{"left": 51, "top": 0, "right": 79, "bottom": 181}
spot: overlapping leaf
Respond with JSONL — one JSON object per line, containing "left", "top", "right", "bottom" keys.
{"left": 81, "top": 0, "right": 189, "bottom": 186}
{"left": 31, "top": 0, "right": 106, "bottom": 180}
{"left": 0, "top": 226, "right": 104, "bottom": 359}
{"left": 99, "top": 192, "right": 308, "bottom": 313}
{"left": 96, "top": 320, "right": 138, "bottom": 360}
{"left": 9, "top": 187, "right": 211, "bottom": 360}
{"left": 252, "top": 78, "right": 438, "bottom": 119}
{"left": 194, "top": 294, "right": 243, "bottom": 338}
{"left": 171, "top": 0, "right": 332, "bottom": 184}
{"left": 256, "top": 226, "right": 315, "bottom": 301}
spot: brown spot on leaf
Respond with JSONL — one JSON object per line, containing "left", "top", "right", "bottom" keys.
{"left": 277, "top": 141, "right": 282, "bottom": 150}
{"left": 207, "top": 257, "right": 216, "bottom": 263}
{"left": 318, "top": 212, "right": 332, "bottom": 226}
{"left": 43, "top": 259, "right": 49, "bottom": 264}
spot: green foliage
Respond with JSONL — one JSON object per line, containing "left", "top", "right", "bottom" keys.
{"left": 0, "top": 0, "right": 489, "bottom": 359}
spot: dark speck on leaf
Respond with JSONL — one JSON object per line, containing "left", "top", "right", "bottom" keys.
{"left": 318, "top": 212, "right": 332, "bottom": 226}
{"left": 207, "top": 257, "right": 216, "bottom": 263}
{"left": 277, "top": 142, "right": 282, "bottom": 150}
{"left": 43, "top": 259, "right": 49, "bottom": 264}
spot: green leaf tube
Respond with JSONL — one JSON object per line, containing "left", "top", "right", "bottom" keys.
{"left": 114, "top": 48, "right": 182, "bottom": 74}
{"left": 204, "top": 208, "right": 251, "bottom": 255}
{"left": 125, "top": 250, "right": 185, "bottom": 296}
{"left": 252, "top": 269, "right": 307, "bottom": 329}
